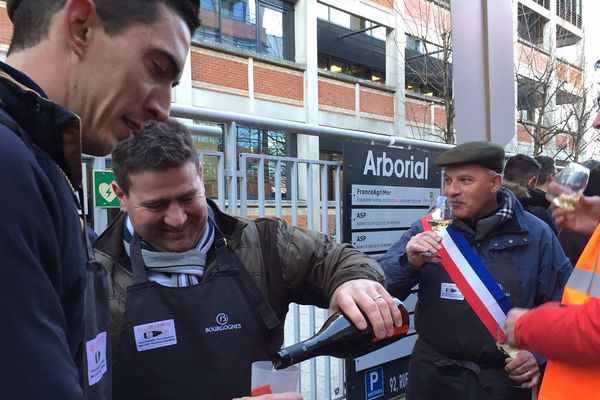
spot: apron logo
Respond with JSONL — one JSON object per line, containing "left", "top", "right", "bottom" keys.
{"left": 216, "top": 313, "right": 229, "bottom": 325}
{"left": 205, "top": 312, "right": 242, "bottom": 334}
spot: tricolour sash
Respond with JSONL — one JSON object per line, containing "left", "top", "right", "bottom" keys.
{"left": 421, "top": 216, "right": 513, "bottom": 338}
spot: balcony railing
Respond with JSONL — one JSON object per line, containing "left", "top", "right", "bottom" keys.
{"left": 556, "top": 0, "right": 582, "bottom": 28}
{"left": 534, "top": 0, "right": 550, "bottom": 9}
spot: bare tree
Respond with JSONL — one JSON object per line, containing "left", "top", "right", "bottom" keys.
{"left": 515, "top": 2, "right": 589, "bottom": 157}
{"left": 516, "top": 52, "right": 573, "bottom": 155}
{"left": 400, "top": 0, "right": 454, "bottom": 144}
{"left": 553, "top": 88, "right": 600, "bottom": 162}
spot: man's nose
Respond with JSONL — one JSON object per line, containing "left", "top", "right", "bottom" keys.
{"left": 145, "top": 85, "right": 172, "bottom": 122}
{"left": 164, "top": 204, "right": 187, "bottom": 227}
{"left": 444, "top": 181, "right": 459, "bottom": 196}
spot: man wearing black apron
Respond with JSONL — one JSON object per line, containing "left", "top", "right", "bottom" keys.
{"left": 378, "top": 142, "right": 573, "bottom": 399}
{"left": 94, "top": 119, "right": 403, "bottom": 399}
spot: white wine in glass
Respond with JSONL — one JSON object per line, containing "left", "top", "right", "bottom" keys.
{"left": 421, "top": 196, "right": 453, "bottom": 258}
{"left": 550, "top": 162, "right": 590, "bottom": 211}
{"left": 496, "top": 326, "right": 520, "bottom": 359}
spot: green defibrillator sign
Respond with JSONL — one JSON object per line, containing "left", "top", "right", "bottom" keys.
{"left": 93, "top": 170, "right": 120, "bottom": 208}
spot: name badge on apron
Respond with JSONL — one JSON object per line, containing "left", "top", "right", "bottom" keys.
{"left": 133, "top": 319, "right": 178, "bottom": 352}
{"left": 86, "top": 331, "right": 108, "bottom": 386}
{"left": 440, "top": 282, "right": 464, "bottom": 301}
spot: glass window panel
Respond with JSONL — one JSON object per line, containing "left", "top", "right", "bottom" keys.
{"left": 260, "top": 5, "right": 284, "bottom": 58}
{"left": 318, "top": 54, "right": 329, "bottom": 70}
{"left": 329, "top": 7, "right": 350, "bottom": 29}
{"left": 350, "top": 64, "right": 367, "bottom": 79}
{"left": 371, "top": 70, "right": 384, "bottom": 83}
{"left": 371, "top": 26, "right": 386, "bottom": 41}
{"left": 221, "top": 0, "right": 257, "bottom": 52}
{"left": 350, "top": 15, "right": 364, "bottom": 31}
{"left": 200, "top": 0, "right": 216, "bottom": 11}
{"left": 317, "top": 3, "right": 329, "bottom": 21}
{"left": 330, "top": 58, "right": 349, "bottom": 74}
{"left": 196, "top": 0, "right": 220, "bottom": 42}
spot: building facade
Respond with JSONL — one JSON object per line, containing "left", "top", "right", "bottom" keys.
{"left": 0, "top": 0, "right": 594, "bottom": 184}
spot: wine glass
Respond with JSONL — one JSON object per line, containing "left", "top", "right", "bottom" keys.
{"left": 548, "top": 162, "right": 590, "bottom": 210}
{"left": 496, "top": 326, "right": 520, "bottom": 359}
{"left": 421, "top": 195, "right": 453, "bottom": 259}
{"left": 496, "top": 327, "right": 530, "bottom": 389}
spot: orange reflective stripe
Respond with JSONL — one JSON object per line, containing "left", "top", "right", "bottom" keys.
{"left": 572, "top": 224, "right": 600, "bottom": 273}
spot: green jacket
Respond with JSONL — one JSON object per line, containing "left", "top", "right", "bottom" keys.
{"left": 93, "top": 199, "right": 385, "bottom": 356}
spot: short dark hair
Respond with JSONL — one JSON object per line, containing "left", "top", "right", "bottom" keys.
{"left": 503, "top": 154, "right": 540, "bottom": 187}
{"left": 534, "top": 156, "right": 556, "bottom": 185}
{"left": 112, "top": 119, "right": 199, "bottom": 195}
{"left": 9, "top": 0, "right": 200, "bottom": 53}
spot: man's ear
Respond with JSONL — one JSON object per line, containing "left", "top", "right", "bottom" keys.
{"left": 112, "top": 181, "right": 128, "bottom": 212}
{"left": 62, "top": 0, "right": 97, "bottom": 58}
{"left": 491, "top": 173, "right": 503, "bottom": 193}
{"left": 527, "top": 176, "right": 538, "bottom": 189}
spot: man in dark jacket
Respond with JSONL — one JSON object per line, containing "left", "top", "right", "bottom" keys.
{"left": 94, "top": 120, "right": 402, "bottom": 399}
{"left": 530, "top": 155, "right": 556, "bottom": 209}
{"left": 503, "top": 154, "right": 557, "bottom": 233}
{"left": 379, "top": 142, "right": 572, "bottom": 400}
{"left": 0, "top": 1, "right": 199, "bottom": 398}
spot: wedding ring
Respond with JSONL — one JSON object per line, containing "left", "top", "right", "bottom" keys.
{"left": 372, "top": 295, "right": 384, "bottom": 301}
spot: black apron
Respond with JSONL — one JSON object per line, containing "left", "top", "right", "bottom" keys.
{"left": 408, "top": 242, "right": 530, "bottom": 400}
{"left": 81, "top": 226, "right": 112, "bottom": 400}
{"left": 113, "top": 228, "right": 280, "bottom": 400}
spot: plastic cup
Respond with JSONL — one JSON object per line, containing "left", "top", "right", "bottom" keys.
{"left": 250, "top": 360, "right": 300, "bottom": 396}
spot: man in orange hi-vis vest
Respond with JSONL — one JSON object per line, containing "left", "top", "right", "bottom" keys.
{"left": 504, "top": 191, "right": 600, "bottom": 399}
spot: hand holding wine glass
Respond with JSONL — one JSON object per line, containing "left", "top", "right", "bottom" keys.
{"left": 548, "top": 162, "right": 590, "bottom": 210}
{"left": 421, "top": 196, "right": 453, "bottom": 259}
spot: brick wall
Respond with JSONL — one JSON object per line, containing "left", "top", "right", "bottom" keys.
{"left": 369, "top": 0, "right": 394, "bottom": 9}
{"left": 555, "top": 133, "right": 572, "bottom": 150}
{"left": 517, "top": 44, "right": 549, "bottom": 72}
{"left": 405, "top": 98, "right": 429, "bottom": 125}
{"left": 404, "top": 0, "right": 429, "bottom": 24}
{"left": 191, "top": 47, "right": 248, "bottom": 94}
{"left": 318, "top": 78, "right": 355, "bottom": 111}
{"left": 254, "top": 62, "right": 303, "bottom": 104}
{"left": 569, "top": 68, "right": 582, "bottom": 86}
{"left": 360, "top": 87, "right": 394, "bottom": 118}
{"left": 517, "top": 125, "right": 532, "bottom": 143}
{"left": 0, "top": 3, "right": 12, "bottom": 48}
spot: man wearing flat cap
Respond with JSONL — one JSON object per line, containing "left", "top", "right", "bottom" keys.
{"left": 378, "top": 141, "right": 572, "bottom": 399}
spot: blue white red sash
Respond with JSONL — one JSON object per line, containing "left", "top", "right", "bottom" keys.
{"left": 421, "top": 216, "right": 513, "bottom": 339}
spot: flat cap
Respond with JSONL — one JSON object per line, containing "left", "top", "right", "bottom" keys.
{"left": 6, "top": 0, "right": 22, "bottom": 21}
{"left": 436, "top": 141, "right": 505, "bottom": 173}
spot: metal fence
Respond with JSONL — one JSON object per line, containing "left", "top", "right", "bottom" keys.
{"left": 83, "top": 103, "right": 452, "bottom": 399}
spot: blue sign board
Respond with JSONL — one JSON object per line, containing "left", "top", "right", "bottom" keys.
{"left": 365, "top": 367, "right": 384, "bottom": 400}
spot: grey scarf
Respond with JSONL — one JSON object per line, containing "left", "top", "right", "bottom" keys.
{"left": 123, "top": 216, "right": 215, "bottom": 287}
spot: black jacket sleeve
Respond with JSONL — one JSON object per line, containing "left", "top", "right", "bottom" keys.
{"left": 0, "top": 127, "right": 83, "bottom": 399}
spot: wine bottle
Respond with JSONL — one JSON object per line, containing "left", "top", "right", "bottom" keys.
{"left": 273, "top": 298, "right": 410, "bottom": 369}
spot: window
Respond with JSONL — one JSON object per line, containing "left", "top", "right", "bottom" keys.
{"left": 236, "top": 126, "right": 292, "bottom": 199}
{"left": 317, "top": 3, "right": 387, "bottom": 84}
{"left": 318, "top": 54, "right": 385, "bottom": 83}
{"left": 196, "top": 0, "right": 295, "bottom": 61}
